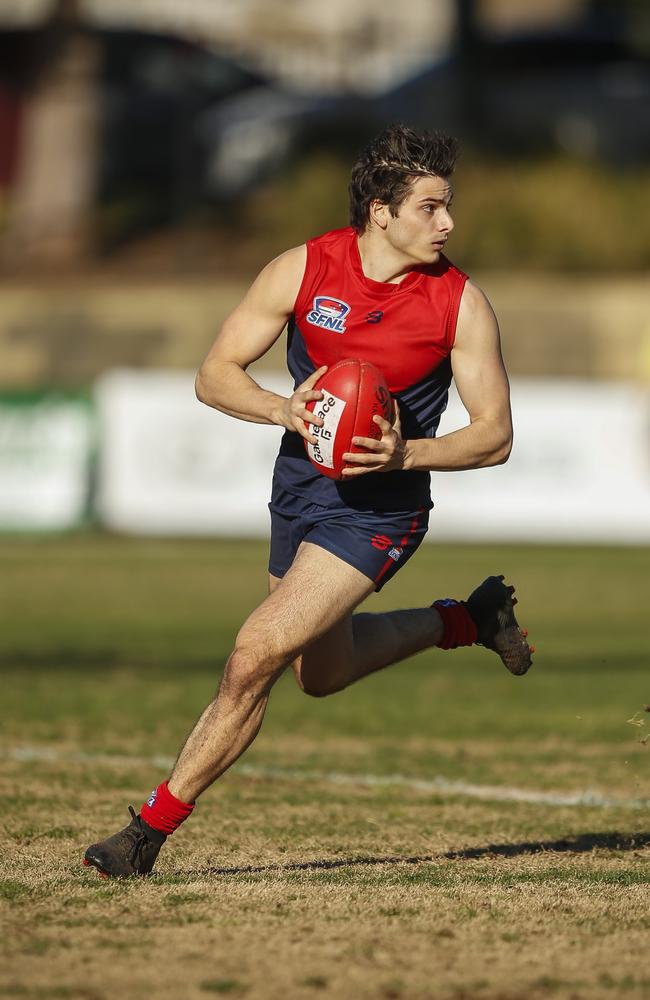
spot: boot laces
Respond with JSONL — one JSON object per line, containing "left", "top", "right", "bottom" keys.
{"left": 126, "top": 805, "right": 151, "bottom": 867}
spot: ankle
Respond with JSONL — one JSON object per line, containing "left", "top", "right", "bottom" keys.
{"left": 432, "top": 599, "right": 478, "bottom": 649}
{"left": 140, "top": 780, "right": 194, "bottom": 836}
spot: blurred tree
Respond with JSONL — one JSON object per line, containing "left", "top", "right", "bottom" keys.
{"left": 4, "top": 0, "right": 100, "bottom": 269}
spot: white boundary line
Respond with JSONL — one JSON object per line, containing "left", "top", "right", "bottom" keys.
{"left": 6, "top": 745, "right": 649, "bottom": 811}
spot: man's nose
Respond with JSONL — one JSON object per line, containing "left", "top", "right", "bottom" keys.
{"left": 439, "top": 208, "right": 454, "bottom": 233}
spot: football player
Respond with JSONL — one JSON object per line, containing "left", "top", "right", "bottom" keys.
{"left": 84, "top": 123, "right": 533, "bottom": 878}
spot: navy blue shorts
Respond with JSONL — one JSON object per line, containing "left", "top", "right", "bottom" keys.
{"left": 268, "top": 494, "right": 430, "bottom": 592}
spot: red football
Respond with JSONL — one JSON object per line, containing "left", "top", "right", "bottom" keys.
{"left": 304, "top": 359, "right": 393, "bottom": 480}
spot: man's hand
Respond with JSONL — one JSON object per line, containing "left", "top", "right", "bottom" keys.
{"left": 341, "top": 404, "right": 405, "bottom": 477}
{"left": 277, "top": 366, "right": 328, "bottom": 445}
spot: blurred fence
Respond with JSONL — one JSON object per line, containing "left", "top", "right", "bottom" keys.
{"left": 2, "top": 370, "right": 649, "bottom": 542}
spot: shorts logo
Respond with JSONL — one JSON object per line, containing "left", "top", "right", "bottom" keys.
{"left": 146, "top": 789, "right": 157, "bottom": 808}
{"left": 371, "top": 534, "right": 393, "bottom": 551}
{"left": 388, "top": 546, "right": 403, "bottom": 562}
{"left": 306, "top": 296, "right": 351, "bottom": 333}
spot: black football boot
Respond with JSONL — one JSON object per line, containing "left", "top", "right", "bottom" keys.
{"left": 465, "top": 574, "right": 534, "bottom": 676}
{"left": 83, "top": 807, "right": 166, "bottom": 878}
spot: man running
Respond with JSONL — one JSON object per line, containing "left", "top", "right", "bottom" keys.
{"left": 84, "top": 123, "right": 533, "bottom": 878}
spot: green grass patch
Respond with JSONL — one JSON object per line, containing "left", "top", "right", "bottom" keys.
{"left": 0, "top": 879, "right": 32, "bottom": 901}
{"left": 1, "top": 537, "right": 649, "bottom": 1000}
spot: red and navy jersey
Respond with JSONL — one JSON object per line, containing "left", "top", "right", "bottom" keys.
{"left": 271, "top": 226, "right": 468, "bottom": 512}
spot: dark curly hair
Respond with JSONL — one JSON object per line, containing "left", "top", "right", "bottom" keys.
{"left": 349, "top": 123, "right": 459, "bottom": 233}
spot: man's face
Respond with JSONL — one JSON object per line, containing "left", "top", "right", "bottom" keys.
{"left": 375, "top": 175, "right": 455, "bottom": 265}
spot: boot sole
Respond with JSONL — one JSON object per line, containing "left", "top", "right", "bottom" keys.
{"left": 491, "top": 590, "right": 533, "bottom": 676}
{"left": 471, "top": 576, "right": 534, "bottom": 676}
{"left": 83, "top": 857, "right": 110, "bottom": 880}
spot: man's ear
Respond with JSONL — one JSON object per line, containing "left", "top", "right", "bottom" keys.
{"left": 369, "top": 199, "right": 390, "bottom": 231}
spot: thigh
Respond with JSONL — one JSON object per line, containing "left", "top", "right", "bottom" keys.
{"left": 269, "top": 566, "right": 356, "bottom": 694}
{"left": 239, "top": 541, "right": 375, "bottom": 667}
{"left": 268, "top": 505, "right": 430, "bottom": 690}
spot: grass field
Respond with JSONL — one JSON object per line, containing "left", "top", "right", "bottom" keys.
{"left": 1, "top": 536, "right": 649, "bottom": 1000}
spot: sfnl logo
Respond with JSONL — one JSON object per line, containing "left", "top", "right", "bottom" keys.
{"left": 306, "top": 296, "right": 351, "bottom": 333}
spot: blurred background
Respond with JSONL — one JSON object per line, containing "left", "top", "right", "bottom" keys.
{"left": 0, "top": 0, "right": 649, "bottom": 540}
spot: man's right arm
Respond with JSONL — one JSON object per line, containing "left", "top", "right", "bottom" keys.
{"left": 195, "top": 245, "right": 325, "bottom": 443}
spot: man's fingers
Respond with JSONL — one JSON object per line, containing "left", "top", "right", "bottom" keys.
{"left": 284, "top": 371, "right": 327, "bottom": 436}
{"left": 292, "top": 390, "right": 325, "bottom": 428}
{"left": 342, "top": 450, "right": 384, "bottom": 465}
{"left": 341, "top": 465, "right": 377, "bottom": 477}
{"left": 294, "top": 419, "right": 318, "bottom": 444}
{"left": 349, "top": 437, "right": 382, "bottom": 451}
{"left": 373, "top": 414, "right": 392, "bottom": 434}
{"left": 300, "top": 365, "right": 328, "bottom": 391}
{"left": 392, "top": 400, "right": 401, "bottom": 434}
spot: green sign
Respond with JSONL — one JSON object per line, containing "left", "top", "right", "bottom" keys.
{"left": 0, "top": 390, "right": 95, "bottom": 531}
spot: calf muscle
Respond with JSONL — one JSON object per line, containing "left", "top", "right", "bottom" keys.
{"left": 167, "top": 544, "right": 375, "bottom": 803}
{"left": 293, "top": 606, "right": 443, "bottom": 697}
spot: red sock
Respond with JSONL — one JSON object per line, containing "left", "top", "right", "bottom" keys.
{"left": 433, "top": 599, "right": 478, "bottom": 650}
{"left": 140, "top": 781, "right": 194, "bottom": 835}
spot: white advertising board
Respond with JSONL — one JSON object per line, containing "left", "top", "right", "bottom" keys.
{"left": 96, "top": 371, "right": 650, "bottom": 542}
{"left": 432, "top": 380, "right": 650, "bottom": 542}
{"left": 0, "top": 393, "right": 94, "bottom": 530}
{"left": 96, "top": 369, "right": 289, "bottom": 535}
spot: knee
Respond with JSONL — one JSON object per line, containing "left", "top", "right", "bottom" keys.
{"left": 222, "top": 639, "right": 287, "bottom": 697}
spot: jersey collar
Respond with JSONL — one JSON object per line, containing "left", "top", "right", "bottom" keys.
{"left": 348, "top": 229, "right": 427, "bottom": 296}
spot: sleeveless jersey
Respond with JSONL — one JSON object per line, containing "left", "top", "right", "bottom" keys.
{"left": 271, "top": 226, "right": 468, "bottom": 512}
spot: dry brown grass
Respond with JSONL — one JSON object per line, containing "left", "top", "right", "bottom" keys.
{"left": 1, "top": 749, "right": 649, "bottom": 1000}
{"left": 2, "top": 538, "right": 648, "bottom": 998}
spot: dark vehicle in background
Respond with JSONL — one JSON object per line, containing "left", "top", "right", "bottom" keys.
{"left": 1, "top": 8, "right": 645, "bottom": 251}
{"left": 374, "top": 20, "right": 650, "bottom": 165}
{"left": 98, "top": 29, "right": 354, "bottom": 238}
{"left": 91, "top": 17, "right": 650, "bottom": 245}
{"left": 99, "top": 30, "right": 317, "bottom": 235}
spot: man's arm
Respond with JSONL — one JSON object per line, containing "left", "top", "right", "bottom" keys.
{"left": 195, "top": 245, "right": 325, "bottom": 442}
{"left": 405, "top": 280, "right": 513, "bottom": 471}
{"left": 341, "top": 281, "right": 513, "bottom": 475}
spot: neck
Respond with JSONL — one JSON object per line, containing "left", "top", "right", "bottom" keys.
{"left": 356, "top": 229, "right": 415, "bottom": 284}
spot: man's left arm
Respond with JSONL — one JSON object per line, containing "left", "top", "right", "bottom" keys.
{"left": 341, "top": 281, "right": 512, "bottom": 475}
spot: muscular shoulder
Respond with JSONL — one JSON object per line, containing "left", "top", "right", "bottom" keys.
{"left": 454, "top": 280, "right": 500, "bottom": 352}
{"left": 216, "top": 245, "right": 307, "bottom": 343}
{"left": 250, "top": 245, "right": 307, "bottom": 311}
{"left": 265, "top": 244, "right": 307, "bottom": 279}
{"left": 458, "top": 280, "right": 496, "bottom": 322}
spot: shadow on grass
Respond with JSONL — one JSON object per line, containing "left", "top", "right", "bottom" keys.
{"left": 178, "top": 831, "right": 650, "bottom": 877}
{"left": 443, "top": 830, "right": 650, "bottom": 859}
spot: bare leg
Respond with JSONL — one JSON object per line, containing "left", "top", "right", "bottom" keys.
{"left": 167, "top": 544, "right": 376, "bottom": 803}
{"left": 286, "top": 577, "right": 445, "bottom": 697}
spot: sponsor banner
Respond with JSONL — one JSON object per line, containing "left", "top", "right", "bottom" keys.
{"left": 431, "top": 380, "right": 650, "bottom": 542}
{"left": 95, "top": 369, "right": 290, "bottom": 535}
{"left": 96, "top": 371, "right": 650, "bottom": 542}
{"left": 0, "top": 391, "right": 94, "bottom": 530}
